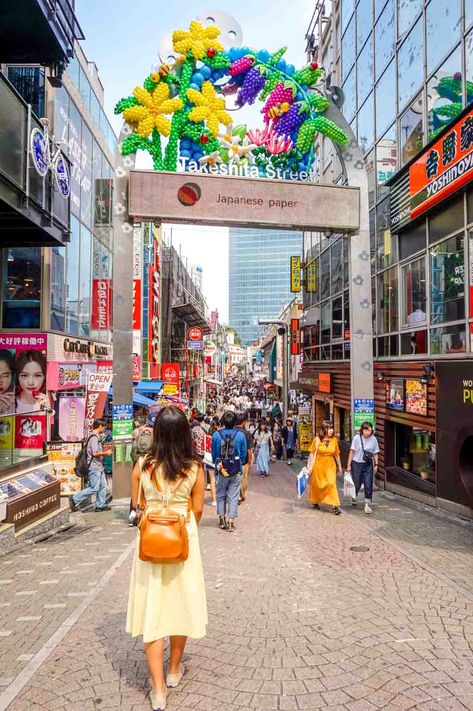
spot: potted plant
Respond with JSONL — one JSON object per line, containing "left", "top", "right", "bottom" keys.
{"left": 400, "top": 456, "right": 411, "bottom": 471}
{"left": 418, "top": 465, "right": 429, "bottom": 480}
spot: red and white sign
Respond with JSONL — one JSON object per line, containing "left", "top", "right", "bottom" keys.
{"left": 83, "top": 371, "right": 113, "bottom": 436}
{"left": 162, "top": 363, "right": 180, "bottom": 386}
{"left": 188, "top": 326, "right": 203, "bottom": 341}
{"left": 91, "top": 279, "right": 112, "bottom": 330}
{"left": 132, "top": 279, "right": 142, "bottom": 330}
{"left": 132, "top": 230, "right": 142, "bottom": 330}
{"left": 148, "top": 239, "right": 160, "bottom": 365}
{"left": 133, "top": 330, "right": 141, "bottom": 381}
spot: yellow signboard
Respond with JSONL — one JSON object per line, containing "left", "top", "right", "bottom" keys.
{"left": 290, "top": 256, "right": 301, "bottom": 292}
{"left": 298, "top": 421, "right": 313, "bottom": 451}
{"left": 306, "top": 260, "right": 317, "bottom": 292}
{"left": 163, "top": 384, "right": 178, "bottom": 395}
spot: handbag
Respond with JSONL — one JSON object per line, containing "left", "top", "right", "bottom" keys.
{"left": 360, "top": 435, "right": 373, "bottom": 465}
{"left": 137, "top": 465, "right": 190, "bottom": 564}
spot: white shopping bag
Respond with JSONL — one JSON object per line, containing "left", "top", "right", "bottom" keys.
{"left": 343, "top": 471, "right": 356, "bottom": 498}
{"left": 296, "top": 467, "right": 310, "bottom": 498}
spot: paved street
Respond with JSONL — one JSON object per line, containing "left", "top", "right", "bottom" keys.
{"left": 0, "top": 461, "right": 472, "bottom": 711}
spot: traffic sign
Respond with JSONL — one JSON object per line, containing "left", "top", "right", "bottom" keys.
{"left": 188, "top": 326, "right": 203, "bottom": 341}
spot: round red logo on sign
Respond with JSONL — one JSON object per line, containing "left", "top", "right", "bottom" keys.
{"left": 188, "top": 327, "right": 203, "bottom": 341}
{"left": 177, "top": 182, "right": 201, "bottom": 206}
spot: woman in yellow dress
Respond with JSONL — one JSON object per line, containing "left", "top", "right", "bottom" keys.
{"left": 127, "top": 406, "right": 207, "bottom": 711}
{"left": 307, "top": 422, "right": 343, "bottom": 515}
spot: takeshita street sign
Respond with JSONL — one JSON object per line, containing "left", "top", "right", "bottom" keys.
{"left": 114, "top": 19, "right": 348, "bottom": 184}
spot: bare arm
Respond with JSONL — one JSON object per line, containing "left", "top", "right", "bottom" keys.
{"left": 346, "top": 449, "right": 355, "bottom": 471}
{"left": 335, "top": 454, "right": 343, "bottom": 476}
{"left": 130, "top": 461, "right": 141, "bottom": 509}
{"left": 191, "top": 465, "right": 205, "bottom": 523}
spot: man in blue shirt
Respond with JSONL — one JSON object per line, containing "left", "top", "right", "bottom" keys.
{"left": 211, "top": 411, "right": 247, "bottom": 533}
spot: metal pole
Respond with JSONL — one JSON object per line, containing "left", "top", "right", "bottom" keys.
{"left": 282, "top": 327, "right": 288, "bottom": 422}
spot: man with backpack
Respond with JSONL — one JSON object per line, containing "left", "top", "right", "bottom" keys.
{"left": 211, "top": 410, "right": 247, "bottom": 533}
{"left": 70, "top": 419, "right": 111, "bottom": 512}
{"left": 131, "top": 413, "right": 155, "bottom": 465}
{"left": 190, "top": 412, "right": 206, "bottom": 463}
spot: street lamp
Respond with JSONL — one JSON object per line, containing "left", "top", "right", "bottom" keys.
{"left": 258, "top": 319, "right": 289, "bottom": 421}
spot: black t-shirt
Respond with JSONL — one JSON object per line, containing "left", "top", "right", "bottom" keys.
{"left": 237, "top": 427, "right": 253, "bottom": 465}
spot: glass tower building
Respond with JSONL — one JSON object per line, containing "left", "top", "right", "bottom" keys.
{"left": 229, "top": 228, "right": 303, "bottom": 345}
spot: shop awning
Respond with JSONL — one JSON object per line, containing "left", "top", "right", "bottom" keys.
{"left": 134, "top": 381, "right": 163, "bottom": 393}
{"left": 172, "top": 302, "right": 212, "bottom": 334}
{"left": 133, "top": 392, "right": 157, "bottom": 407}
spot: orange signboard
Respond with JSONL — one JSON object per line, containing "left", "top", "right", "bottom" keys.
{"left": 317, "top": 373, "right": 331, "bottom": 393}
{"left": 409, "top": 109, "right": 473, "bottom": 219}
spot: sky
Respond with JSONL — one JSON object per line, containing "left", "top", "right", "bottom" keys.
{"left": 76, "top": 0, "right": 316, "bottom": 321}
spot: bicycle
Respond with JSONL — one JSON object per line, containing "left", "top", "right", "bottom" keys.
{"left": 30, "top": 117, "right": 70, "bottom": 199}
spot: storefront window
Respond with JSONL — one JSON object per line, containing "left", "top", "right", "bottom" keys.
{"left": 331, "top": 239, "right": 343, "bottom": 295}
{"left": 426, "top": 0, "right": 461, "bottom": 77}
{"left": 378, "top": 334, "right": 399, "bottom": 356}
{"left": 2, "top": 249, "right": 41, "bottom": 328}
{"left": 7, "top": 67, "right": 45, "bottom": 117}
{"left": 395, "top": 424, "right": 435, "bottom": 483}
{"left": 321, "top": 301, "right": 331, "bottom": 343}
{"left": 332, "top": 344, "right": 343, "bottom": 359}
{"left": 430, "top": 323, "right": 466, "bottom": 354}
{"left": 398, "top": 18, "right": 423, "bottom": 110}
{"left": 357, "top": 0, "right": 372, "bottom": 51}
{"left": 402, "top": 258, "right": 426, "bottom": 327}
{"left": 376, "top": 62, "right": 396, "bottom": 140}
{"left": 427, "top": 46, "right": 462, "bottom": 140}
{"left": 320, "top": 249, "right": 330, "bottom": 300}
{"left": 400, "top": 220, "right": 426, "bottom": 260}
{"left": 358, "top": 93, "right": 374, "bottom": 155}
{"left": 51, "top": 247, "right": 66, "bottom": 331}
{"left": 400, "top": 93, "right": 424, "bottom": 166}
{"left": 398, "top": 0, "right": 422, "bottom": 40}
{"left": 66, "top": 216, "right": 80, "bottom": 335}
{"left": 430, "top": 234, "right": 465, "bottom": 324}
{"left": 377, "top": 267, "right": 399, "bottom": 333}
{"left": 375, "top": 0, "right": 395, "bottom": 80}
{"left": 428, "top": 195, "right": 464, "bottom": 243}
{"left": 467, "top": 30, "right": 473, "bottom": 107}
{"left": 376, "top": 197, "right": 398, "bottom": 269}
{"left": 401, "top": 329, "right": 427, "bottom": 354}
{"left": 332, "top": 297, "right": 343, "bottom": 339}
{"left": 342, "top": 16, "right": 356, "bottom": 82}
{"left": 357, "top": 35, "right": 373, "bottom": 106}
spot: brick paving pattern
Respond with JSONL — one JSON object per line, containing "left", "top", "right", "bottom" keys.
{"left": 1, "top": 462, "right": 472, "bottom": 711}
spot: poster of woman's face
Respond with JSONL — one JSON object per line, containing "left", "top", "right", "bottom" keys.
{"left": 15, "top": 350, "right": 47, "bottom": 414}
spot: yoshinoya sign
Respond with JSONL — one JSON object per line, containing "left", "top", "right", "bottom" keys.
{"left": 410, "top": 108, "right": 473, "bottom": 219}
{"left": 128, "top": 171, "right": 360, "bottom": 232}
{"left": 188, "top": 326, "right": 203, "bottom": 341}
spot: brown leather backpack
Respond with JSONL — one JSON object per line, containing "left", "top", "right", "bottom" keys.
{"left": 137, "top": 466, "right": 190, "bottom": 564}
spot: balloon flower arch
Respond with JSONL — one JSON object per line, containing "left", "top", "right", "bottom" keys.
{"left": 114, "top": 19, "right": 348, "bottom": 178}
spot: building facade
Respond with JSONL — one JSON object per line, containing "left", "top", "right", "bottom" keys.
{"left": 229, "top": 228, "right": 303, "bottom": 346}
{"left": 301, "top": 0, "right": 473, "bottom": 515}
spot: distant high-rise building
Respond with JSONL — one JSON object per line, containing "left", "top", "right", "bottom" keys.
{"left": 190, "top": 263, "right": 203, "bottom": 291}
{"left": 229, "top": 228, "right": 303, "bottom": 345}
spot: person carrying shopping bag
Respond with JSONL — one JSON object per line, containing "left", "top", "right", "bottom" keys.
{"left": 346, "top": 421, "right": 379, "bottom": 514}
{"left": 307, "top": 422, "right": 343, "bottom": 515}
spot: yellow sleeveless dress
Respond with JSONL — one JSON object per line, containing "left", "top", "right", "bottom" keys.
{"left": 126, "top": 462, "right": 208, "bottom": 643}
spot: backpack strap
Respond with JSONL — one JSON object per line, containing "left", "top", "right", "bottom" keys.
{"left": 144, "top": 464, "right": 191, "bottom": 521}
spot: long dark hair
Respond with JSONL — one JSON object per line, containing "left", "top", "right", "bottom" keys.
{"left": 318, "top": 422, "right": 334, "bottom": 439}
{"left": 144, "top": 406, "right": 195, "bottom": 481}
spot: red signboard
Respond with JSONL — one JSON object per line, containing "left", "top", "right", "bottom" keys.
{"left": 161, "top": 363, "right": 180, "bottom": 386}
{"left": 290, "top": 319, "right": 300, "bottom": 355}
{"left": 91, "top": 279, "right": 112, "bottom": 330}
{"left": 410, "top": 108, "right": 473, "bottom": 219}
{"left": 188, "top": 326, "right": 203, "bottom": 341}
{"left": 132, "top": 279, "right": 142, "bottom": 330}
{"left": 148, "top": 249, "right": 160, "bottom": 364}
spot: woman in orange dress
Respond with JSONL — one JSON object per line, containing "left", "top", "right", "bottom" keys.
{"left": 307, "top": 422, "right": 343, "bottom": 515}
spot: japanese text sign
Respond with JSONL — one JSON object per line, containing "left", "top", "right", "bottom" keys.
{"left": 290, "top": 319, "right": 300, "bottom": 356}
{"left": 290, "top": 256, "right": 301, "bottom": 293}
{"left": 84, "top": 372, "right": 112, "bottom": 436}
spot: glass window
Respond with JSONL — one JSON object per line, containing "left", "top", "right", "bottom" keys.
{"left": 366, "top": 150, "right": 376, "bottom": 208}
{"left": 431, "top": 323, "right": 466, "bottom": 354}
{"left": 377, "top": 267, "right": 399, "bottom": 333}
{"left": 376, "top": 197, "right": 398, "bottom": 269}
{"left": 398, "top": 18, "right": 423, "bottom": 110}
{"left": 51, "top": 246, "right": 66, "bottom": 331}
{"left": 430, "top": 234, "right": 465, "bottom": 324}
{"left": 399, "top": 220, "right": 426, "bottom": 260}
{"left": 376, "top": 61, "right": 396, "bottom": 139}
{"left": 332, "top": 297, "right": 343, "bottom": 339}
{"left": 54, "top": 85, "right": 69, "bottom": 147}
{"left": 375, "top": 0, "right": 388, "bottom": 17}
{"left": 321, "top": 301, "right": 331, "bottom": 343}
{"left": 66, "top": 56, "right": 80, "bottom": 89}
{"left": 344, "top": 289, "right": 350, "bottom": 337}
{"left": 465, "top": 29, "right": 473, "bottom": 107}
{"left": 427, "top": 46, "right": 462, "bottom": 140}
{"left": 79, "top": 226, "right": 92, "bottom": 337}
{"left": 357, "top": 0, "right": 373, "bottom": 51}
{"left": 78, "top": 65, "right": 91, "bottom": 111}
{"left": 342, "top": 16, "right": 356, "bottom": 82}
{"left": 357, "top": 35, "right": 374, "bottom": 106}
{"left": 80, "top": 122, "right": 93, "bottom": 228}
{"left": 429, "top": 195, "right": 465, "bottom": 243}
{"left": 468, "top": 0, "right": 473, "bottom": 29}
{"left": 342, "top": 68, "right": 356, "bottom": 123}
{"left": 398, "top": 0, "right": 422, "bottom": 40}
{"left": 426, "top": 0, "right": 461, "bottom": 77}
{"left": 68, "top": 101, "right": 82, "bottom": 216}
{"left": 66, "top": 216, "right": 80, "bottom": 335}
{"left": 401, "top": 329, "right": 427, "bottom": 354}
{"left": 2, "top": 248, "right": 41, "bottom": 328}
{"left": 7, "top": 67, "right": 45, "bottom": 117}
{"left": 320, "top": 249, "right": 330, "bottom": 300}
{"left": 341, "top": 0, "right": 355, "bottom": 33}
{"left": 358, "top": 93, "right": 374, "bottom": 154}
{"left": 370, "top": 209, "right": 376, "bottom": 269}
{"left": 402, "top": 257, "right": 426, "bottom": 327}
{"left": 90, "top": 91, "right": 100, "bottom": 130}
{"left": 375, "top": 0, "right": 395, "bottom": 80}
{"left": 468, "top": 191, "right": 473, "bottom": 225}
{"left": 378, "top": 334, "right": 399, "bottom": 355}
{"left": 376, "top": 124, "right": 397, "bottom": 201}
{"left": 395, "top": 425, "right": 435, "bottom": 483}
{"left": 400, "top": 93, "right": 424, "bottom": 166}
{"left": 331, "top": 239, "right": 343, "bottom": 294}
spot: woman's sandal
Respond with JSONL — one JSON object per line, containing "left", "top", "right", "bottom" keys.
{"left": 218, "top": 516, "right": 227, "bottom": 529}
{"left": 332, "top": 507, "right": 342, "bottom": 515}
{"left": 227, "top": 521, "right": 235, "bottom": 532}
{"left": 313, "top": 504, "right": 320, "bottom": 510}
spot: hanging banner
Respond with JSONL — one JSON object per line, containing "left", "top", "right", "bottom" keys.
{"left": 58, "top": 396, "right": 86, "bottom": 441}
{"left": 112, "top": 403, "right": 134, "bottom": 439}
{"left": 306, "top": 260, "right": 317, "bottom": 292}
{"left": 298, "top": 421, "right": 313, "bottom": 451}
{"left": 162, "top": 363, "right": 180, "bottom": 387}
{"left": 290, "top": 256, "right": 301, "bottom": 293}
{"left": 132, "top": 330, "right": 141, "bottom": 382}
{"left": 132, "top": 279, "right": 142, "bottom": 330}
{"left": 84, "top": 371, "right": 113, "bottom": 436}
{"left": 290, "top": 319, "right": 300, "bottom": 356}
{"left": 91, "top": 279, "right": 112, "bottom": 330}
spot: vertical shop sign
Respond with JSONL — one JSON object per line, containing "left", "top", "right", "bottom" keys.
{"left": 58, "top": 396, "right": 86, "bottom": 441}
{"left": 133, "top": 229, "right": 142, "bottom": 330}
{"left": 306, "top": 260, "right": 317, "bottom": 292}
{"left": 91, "top": 279, "right": 112, "bottom": 329}
{"left": 148, "top": 245, "right": 160, "bottom": 365}
{"left": 290, "top": 319, "right": 300, "bottom": 355}
{"left": 162, "top": 363, "right": 180, "bottom": 395}
{"left": 84, "top": 371, "right": 112, "bottom": 435}
{"left": 353, "top": 399, "right": 375, "bottom": 430}
{"left": 290, "top": 256, "right": 301, "bottom": 292}
{"left": 132, "top": 330, "right": 141, "bottom": 381}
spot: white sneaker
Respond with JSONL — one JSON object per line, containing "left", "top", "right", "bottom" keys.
{"left": 364, "top": 503, "right": 373, "bottom": 515}
{"left": 166, "top": 663, "right": 185, "bottom": 688}
{"left": 210, "top": 500, "right": 217, "bottom": 507}
{"left": 351, "top": 498, "right": 357, "bottom": 507}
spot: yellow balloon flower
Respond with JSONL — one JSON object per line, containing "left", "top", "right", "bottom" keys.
{"left": 187, "top": 81, "right": 232, "bottom": 137}
{"left": 123, "top": 84, "right": 183, "bottom": 138}
{"left": 173, "top": 20, "right": 224, "bottom": 60}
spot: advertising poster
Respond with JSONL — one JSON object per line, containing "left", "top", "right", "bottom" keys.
{"left": 290, "top": 256, "right": 301, "bottom": 292}
{"left": 353, "top": 399, "right": 375, "bottom": 430}
{"left": 162, "top": 363, "right": 180, "bottom": 396}
{"left": 47, "top": 441, "right": 82, "bottom": 495}
{"left": 298, "top": 421, "right": 313, "bottom": 451}
{"left": 112, "top": 403, "right": 134, "bottom": 439}
{"left": 58, "top": 396, "right": 86, "bottom": 441}
{"left": 91, "top": 279, "right": 112, "bottom": 330}
{"left": 387, "top": 378, "right": 404, "bottom": 411}
{"left": 405, "top": 379, "right": 428, "bottom": 416}
{"left": 132, "top": 330, "right": 141, "bottom": 382}
{"left": 0, "top": 416, "right": 14, "bottom": 454}
{"left": 84, "top": 371, "right": 113, "bottom": 435}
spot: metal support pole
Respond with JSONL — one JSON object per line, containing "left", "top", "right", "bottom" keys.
{"left": 282, "top": 327, "right": 289, "bottom": 422}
